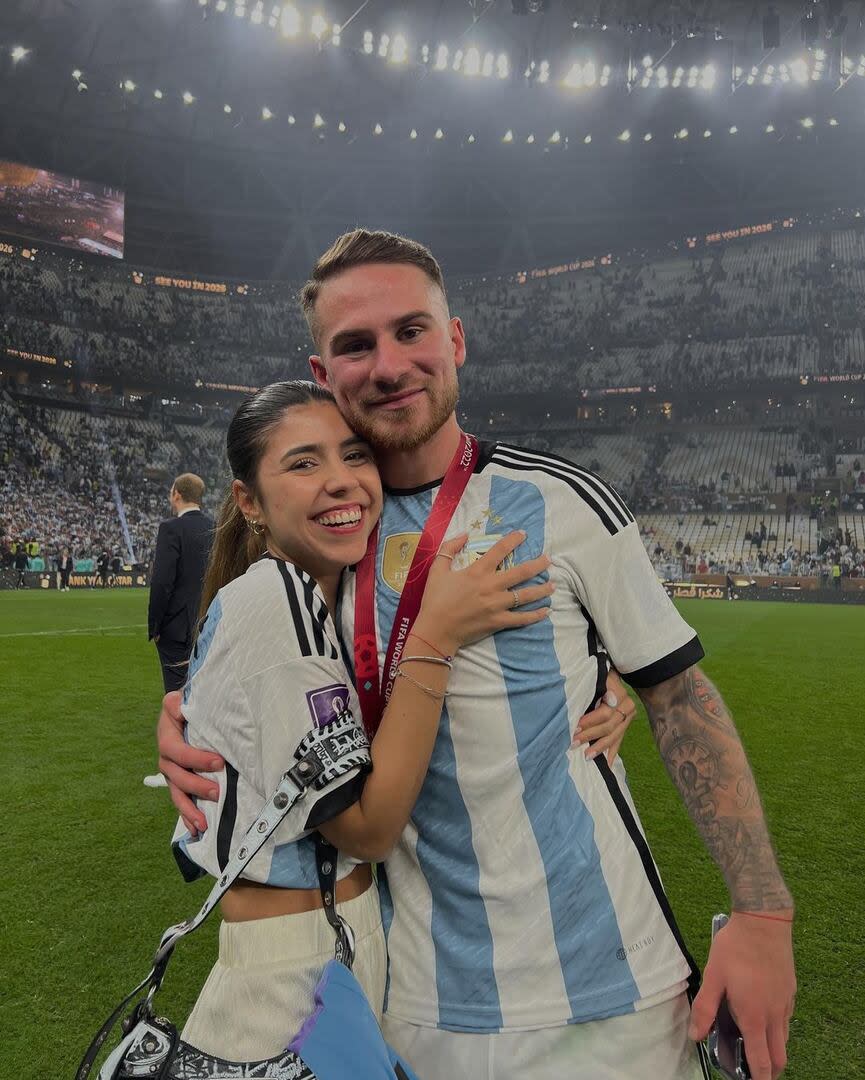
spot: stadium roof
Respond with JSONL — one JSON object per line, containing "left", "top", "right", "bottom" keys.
{"left": 0, "top": 0, "right": 863, "bottom": 279}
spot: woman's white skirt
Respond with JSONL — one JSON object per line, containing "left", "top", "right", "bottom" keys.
{"left": 181, "top": 883, "right": 386, "bottom": 1061}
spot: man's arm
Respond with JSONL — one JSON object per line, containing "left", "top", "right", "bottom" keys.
{"left": 148, "top": 521, "right": 180, "bottom": 639}
{"left": 637, "top": 663, "right": 795, "bottom": 1080}
{"left": 638, "top": 663, "right": 792, "bottom": 912}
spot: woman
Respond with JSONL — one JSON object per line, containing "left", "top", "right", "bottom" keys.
{"left": 172, "top": 380, "right": 556, "bottom": 1060}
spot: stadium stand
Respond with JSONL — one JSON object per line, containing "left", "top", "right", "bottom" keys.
{"left": 2, "top": 220, "right": 864, "bottom": 583}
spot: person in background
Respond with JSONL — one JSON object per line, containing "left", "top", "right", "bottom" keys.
{"left": 14, "top": 542, "right": 28, "bottom": 588}
{"left": 58, "top": 546, "right": 73, "bottom": 591}
{"left": 148, "top": 473, "right": 214, "bottom": 692}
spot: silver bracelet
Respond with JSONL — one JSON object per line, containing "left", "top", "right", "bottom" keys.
{"left": 397, "top": 654, "right": 454, "bottom": 670}
{"left": 395, "top": 668, "right": 449, "bottom": 700}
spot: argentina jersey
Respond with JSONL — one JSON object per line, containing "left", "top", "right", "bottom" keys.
{"left": 340, "top": 440, "right": 705, "bottom": 1033}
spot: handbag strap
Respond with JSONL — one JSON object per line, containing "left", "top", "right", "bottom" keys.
{"left": 76, "top": 711, "right": 369, "bottom": 1080}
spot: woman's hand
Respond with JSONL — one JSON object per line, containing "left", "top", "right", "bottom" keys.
{"left": 572, "top": 668, "right": 636, "bottom": 764}
{"left": 414, "top": 531, "right": 554, "bottom": 655}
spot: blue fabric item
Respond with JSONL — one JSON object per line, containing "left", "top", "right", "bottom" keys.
{"left": 288, "top": 960, "right": 420, "bottom": 1079}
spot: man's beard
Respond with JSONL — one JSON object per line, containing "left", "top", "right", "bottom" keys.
{"left": 340, "top": 376, "right": 459, "bottom": 453}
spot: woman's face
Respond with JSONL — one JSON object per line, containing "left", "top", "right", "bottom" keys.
{"left": 235, "top": 400, "right": 383, "bottom": 580}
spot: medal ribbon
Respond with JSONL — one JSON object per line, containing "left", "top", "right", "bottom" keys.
{"left": 353, "top": 432, "right": 478, "bottom": 738}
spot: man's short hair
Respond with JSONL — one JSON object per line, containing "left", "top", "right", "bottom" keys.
{"left": 300, "top": 228, "right": 447, "bottom": 348}
{"left": 172, "top": 473, "right": 205, "bottom": 505}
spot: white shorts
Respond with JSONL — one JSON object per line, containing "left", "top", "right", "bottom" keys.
{"left": 382, "top": 992, "right": 712, "bottom": 1080}
{"left": 181, "top": 882, "right": 386, "bottom": 1061}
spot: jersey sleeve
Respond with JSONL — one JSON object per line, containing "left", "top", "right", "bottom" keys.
{"left": 222, "top": 558, "right": 370, "bottom": 835}
{"left": 561, "top": 496, "right": 704, "bottom": 687}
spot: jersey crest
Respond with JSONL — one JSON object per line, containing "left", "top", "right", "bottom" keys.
{"left": 381, "top": 531, "right": 421, "bottom": 594}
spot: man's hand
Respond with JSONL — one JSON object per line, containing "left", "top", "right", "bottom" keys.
{"left": 572, "top": 668, "right": 635, "bottom": 764}
{"left": 689, "top": 912, "right": 795, "bottom": 1080}
{"left": 157, "top": 690, "right": 223, "bottom": 836}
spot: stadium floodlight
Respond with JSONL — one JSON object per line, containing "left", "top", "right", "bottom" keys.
{"left": 251, "top": 5, "right": 263, "bottom": 25}
{"left": 496, "top": 53, "right": 509, "bottom": 79}
{"left": 642, "top": 54, "right": 653, "bottom": 68}
{"left": 482, "top": 51, "right": 495, "bottom": 78}
{"left": 421, "top": 43, "right": 430, "bottom": 63}
{"left": 657, "top": 65, "right": 667, "bottom": 80}
{"left": 746, "top": 74, "right": 755, "bottom": 85}
{"left": 154, "top": 89, "right": 163, "bottom": 99}
{"left": 762, "top": 73, "right": 772, "bottom": 85}
{"left": 363, "top": 30, "right": 373, "bottom": 54}
{"left": 643, "top": 132, "right": 652, "bottom": 141}
{"left": 310, "top": 13, "right": 327, "bottom": 40}
{"left": 829, "top": 117, "right": 839, "bottom": 126}
{"left": 182, "top": 91, "right": 195, "bottom": 104}
{"left": 842, "top": 56, "right": 853, "bottom": 74}
{"left": 766, "top": 64, "right": 775, "bottom": 75}
{"left": 677, "top": 127, "right": 689, "bottom": 139}
{"left": 287, "top": 113, "right": 296, "bottom": 124}
{"left": 379, "top": 33, "right": 390, "bottom": 58}
{"left": 410, "top": 128, "right": 418, "bottom": 139}
{"left": 435, "top": 127, "right": 444, "bottom": 139}
{"left": 280, "top": 4, "right": 301, "bottom": 37}
{"left": 641, "top": 76, "right": 650, "bottom": 88}
{"left": 122, "top": 78, "right": 136, "bottom": 92}
{"left": 618, "top": 129, "right": 630, "bottom": 141}
{"left": 434, "top": 44, "right": 449, "bottom": 70}
{"left": 261, "top": 106, "right": 273, "bottom": 119}
{"left": 373, "top": 122, "right": 383, "bottom": 134}
{"left": 526, "top": 133, "right": 535, "bottom": 143}
{"left": 215, "top": 0, "right": 226, "bottom": 10}
{"left": 72, "top": 68, "right": 82, "bottom": 80}
{"left": 390, "top": 34, "right": 408, "bottom": 63}
{"left": 674, "top": 66, "right": 684, "bottom": 78}
{"left": 224, "top": 103, "right": 232, "bottom": 113}
{"left": 729, "top": 125, "right": 738, "bottom": 134}
{"left": 538, "top": 60, "right": 550, "bottom": 83}
{"left": 503, "top": 129, "right": 514, "bottom": 142}
{"left": 815, "top": 48, "right": 825, "bottom": 61}
{"left": 583, "top": 133, "right": 592, "bottom": 143}
{"left": 549, "top": 130, "right": 561, "bottom": 143}
{"left": 467, "top": 133, "right": 475, "bottom": 143}
{"left": 801, "top": 117, "right": 814, "bottom": 128}
{"left": 331, "top": 24, "right": 341, "bottom": 45}
{"left": 452, "top": 49, "right": 464, "bottom": 71}
{"left": 464, "top": 46, "right": 481, "bottom": 76}
{"left": 563, "top": 62, "right": 583, "bottom": 88}
{"left": 584, "top": 61, "right": 596, "bottom": 86}
{"left": 703, "top": 129, "right": 711, "bottom": 137}
{"left": 765, "top": 123, "right": 775, "bottom": 133}
{"left": 235, "top": 5, "right": 247, "bottom": 19}
{"left": 672, "top": 76, "right": 682, "bottom": 87}
{"left": 791, "top": 58, "right": 808, "bottom": 83}
{"left": 313, "top": 112, "right": 325, "bottom": 127}
{"left": 734, "top": 66, "right": 743, "bottom": 79}
{"left": 700, "top": 63, "right": 716, "bottom": 89}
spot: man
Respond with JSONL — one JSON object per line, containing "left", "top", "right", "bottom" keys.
{"left": 13, "top": 542, "right": 28, "bottom": 588}
{"left": 96, "top": 548, "right": 110, "bottom": 588}
{"left": 159, "top": 231, "right": 794, "bottom": 1080}
{"left": 58, "top": 546, "right": 73, "bottom": 591}
{"left": 148, "top": 473, "right": 213, "bottom": 692}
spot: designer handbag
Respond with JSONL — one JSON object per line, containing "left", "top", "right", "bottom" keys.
{"left": 77, "top": 715, "right": 420, "bottom": 1080}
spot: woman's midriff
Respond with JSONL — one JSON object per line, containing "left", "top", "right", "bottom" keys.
{"left": 220, "top": 861, "right": 373, "bottom": 922}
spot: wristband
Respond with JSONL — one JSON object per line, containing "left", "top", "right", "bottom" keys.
{"left": 395, "top": 668, "right": 449, "bottom": 700}
{"left": 408, "top": 631, "right": 453, "bottom": 662}
{"left": 732, "top": 910, "right": 794, "bottom": 924}
{"left": 398, "top": 654, "right": 453, "bottom": 670}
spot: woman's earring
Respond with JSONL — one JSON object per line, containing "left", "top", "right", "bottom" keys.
{"left": 245, "top": 517, "right": 265, "bottom": 536}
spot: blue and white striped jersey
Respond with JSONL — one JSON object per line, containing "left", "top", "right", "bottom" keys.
{"left": 339, "top": 441, "right": 704, "bottom": 1033}
{"left": 171, "top": 556, "right": 370, "bottom": 891}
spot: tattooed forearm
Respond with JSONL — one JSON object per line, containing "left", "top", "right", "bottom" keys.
{"left": 638, "top": 665, "right": 793, "bottom": 913}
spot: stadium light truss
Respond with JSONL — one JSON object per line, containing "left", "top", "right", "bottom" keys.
{"left": 187, "top": 1, "right": 846, "bottom": 99}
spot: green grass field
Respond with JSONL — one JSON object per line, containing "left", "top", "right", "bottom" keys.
{"left": 1, "top": 589, "right": 863, "bottom": 1078}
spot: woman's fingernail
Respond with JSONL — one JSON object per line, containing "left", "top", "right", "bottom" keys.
{"left": 603, "top": 691, "right": 618, "bottom": 708}
{"left": 210, "top": 758, "right": 222, "bottom": 771}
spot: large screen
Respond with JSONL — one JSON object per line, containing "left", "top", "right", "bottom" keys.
{"left": 0, "top": 159, "right": 124, "bottom": 258}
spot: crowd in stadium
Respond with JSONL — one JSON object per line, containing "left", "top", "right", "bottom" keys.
{"left": 2, "top": 222, "right": 865, "bottom": 586}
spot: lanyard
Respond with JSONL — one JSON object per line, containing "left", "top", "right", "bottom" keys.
{"left": 353, "top": 432, "right": 478, "bottom": 738}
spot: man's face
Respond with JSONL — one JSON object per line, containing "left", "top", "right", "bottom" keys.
{"left": 309, "top": 263, "right": 465, "bottom": 452}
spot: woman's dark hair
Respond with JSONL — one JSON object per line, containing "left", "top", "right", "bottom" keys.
{"left": 198, "top": 380, "right": 335, "bottom": 619}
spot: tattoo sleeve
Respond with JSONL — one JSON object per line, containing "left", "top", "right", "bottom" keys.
{"left": 638, "top": 665, "right": 793, "bottom": 913}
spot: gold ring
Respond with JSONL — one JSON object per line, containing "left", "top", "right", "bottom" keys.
{"left": 510, "top": 589, "right": 521, "bottom": 609}
{"left": 436, "top": 552, "right": 454, "bottom": 561}
{"left": 613, "top": 708, "right": 628, "bottom": 723}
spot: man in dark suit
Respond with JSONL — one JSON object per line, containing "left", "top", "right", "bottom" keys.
{"left": 148, "top": 473, "right": 214, "bottom": 692}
